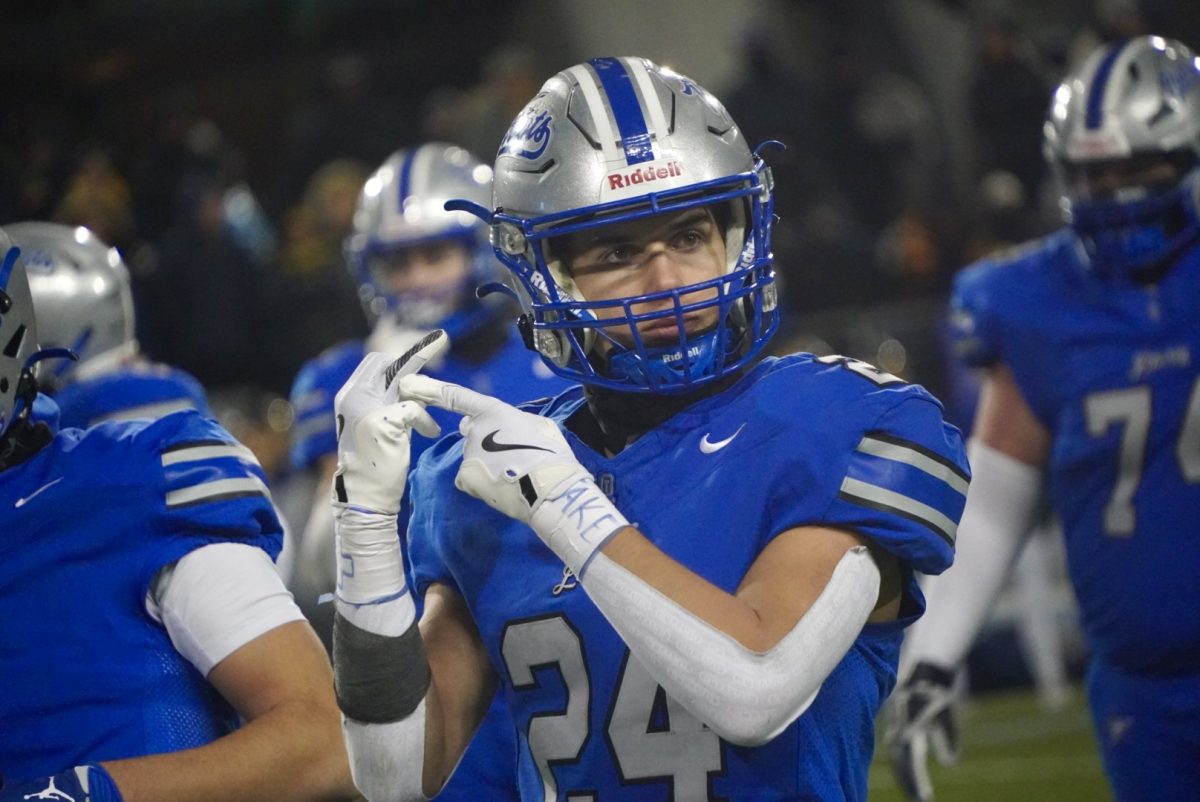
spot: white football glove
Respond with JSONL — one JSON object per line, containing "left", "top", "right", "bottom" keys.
{"left": 885, "top": 661, "right": 962, "bottom": 802}
{"left": 399, "top": 373, "right": 630, "bottom": 575}
{"left": 332, "top": 334, "right": 447, "bottom": 514}
{"left": 331, "top": 331, "right": 447, "bottom": 604}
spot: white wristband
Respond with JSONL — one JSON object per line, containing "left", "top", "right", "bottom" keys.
{"left": 335, "top": 507, "right": 406, "bottom": 605}
{"left": 529, "top": 475, "right": 630, "bottom": 576}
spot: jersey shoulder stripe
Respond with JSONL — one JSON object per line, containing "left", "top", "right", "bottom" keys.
{"left": 165, "top": 475, "right": 271, "bottom": 509}
{"left": 856, "top": 431, "right": 970, "bottom": 490}
{"left": 837, "top": 478, "right": 959, "bottom": 546}
{"left": 159, "top": 436, "right": 273, "bottom": 509}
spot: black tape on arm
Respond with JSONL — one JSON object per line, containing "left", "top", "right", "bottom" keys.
{"left": 333, "top": 612, "right": 431, "bottom": 723}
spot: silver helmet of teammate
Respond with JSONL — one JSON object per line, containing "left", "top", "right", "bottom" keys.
{"left": 0, "top": 229, "right": 39, "bottom": 437}
{"left": 482, "top": 56, "right": 779, "bottom": 393}
{"left": 346, "top": 143, "right": 495, "bottom": 331}
{"left": 5, "top": 222, "right": 135, "bottom": 390}
{"left": 1043, "top": 35, "right": 1200, "bottom": 278}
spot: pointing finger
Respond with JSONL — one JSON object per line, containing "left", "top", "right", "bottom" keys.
{"left": 398, "top": 374, "right": 501, "bottom": 418}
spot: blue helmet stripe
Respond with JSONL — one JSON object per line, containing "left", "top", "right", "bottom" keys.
{"left": 589, "top": 57, "right": 655, "bottom": 165}
{"left": 0, "top": 246, "right": 18, "bottom": 293}
{"left": 1086, "top": 42, "right": 1128, "bottom": 130}
{"left": 398, "top": 148, "right": 417, "bottom": 207}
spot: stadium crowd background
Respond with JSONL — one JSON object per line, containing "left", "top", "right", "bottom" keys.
{"left": 3, "top": 0, "right": 1197, "bottom": 695}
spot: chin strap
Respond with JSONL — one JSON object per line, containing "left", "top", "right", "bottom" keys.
{"left": 0, "top": 417, "right": 53, "bottom": 470}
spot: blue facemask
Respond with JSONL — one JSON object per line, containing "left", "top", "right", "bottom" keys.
{"left": 1071, "top": 168, "right": 1200, "bottom": 279}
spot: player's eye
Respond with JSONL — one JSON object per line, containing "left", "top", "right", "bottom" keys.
{"left": 672, "top": 229, "right": 705, "bottom": 250}
{"left": 601, "top": 244, "right": 638, "bottom": 264}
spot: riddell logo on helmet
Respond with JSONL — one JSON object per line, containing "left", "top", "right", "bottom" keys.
{"left": 606, "top": 161, "right": 683, "bottom": 191}
{"left": 1067, "top": 131, "right": 1127, "bottom": 161}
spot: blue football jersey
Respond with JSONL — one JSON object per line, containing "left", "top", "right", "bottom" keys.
{"left": 52, "top": 361, "right": 210, "bottom": 430}
{"left": 0, "top": 410, "right": 283, "bottom": 781}
{"left": 288, "top": 333, "right": 569, "bottom": 471}
{"left": 951, "top": 231, "right": 1200, "bottom": 675}
{"left": 408, "top": 354, "right": 967, "bottom": 801}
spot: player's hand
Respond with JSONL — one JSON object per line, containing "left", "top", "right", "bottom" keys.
{"left": 399, "top": 374, "right": 629, "bottom": 574}
{"left": 0, "top": 765, "right": 123, "bottom": 802}
{"left": 885, "top": 661, "right": 962, "bottom": 802}
{"left": 331, "top": 331, "right": 447, "bottom": 515}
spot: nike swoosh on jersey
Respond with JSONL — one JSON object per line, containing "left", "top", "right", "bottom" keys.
{"left": 14, "top": 477, "right": 65, "bottom": 508}
{"left": 699, "top": 424, "right": 745, "bottom": 454}
{"left": 481, "top": 430, "right": 556, "bottom": 453}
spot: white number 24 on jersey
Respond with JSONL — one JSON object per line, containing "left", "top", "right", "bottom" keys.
{"left": 503, "top": 615, "right": 722, "bottom": 801}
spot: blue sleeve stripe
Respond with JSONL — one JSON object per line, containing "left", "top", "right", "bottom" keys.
{"left": 88, "top": 397, "right": 199, "bottom": 426}
{"left": 856, "top": 433, "right": 969, "bottom": 495}
{"left": 166, "top": 476, "right": 271, "bottom": 509}
{"left": 838, "top": 477, "right": 958, "bottom": 546}
{"left": 161, "top": 442, "right": 258, "bottom": 468}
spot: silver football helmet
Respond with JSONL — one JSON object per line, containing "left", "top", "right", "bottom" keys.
{"left": 5, "top": 222, "right": 135, "bottom": 390}
{"left": 475, "top": 56, "right": 779, "bottom": 393}
{"left": 346, "top": 143, "right": 497, "bottom": 336}
{"left": 1043, "top": 36, "right": 1200, "bottom": 278}
{"left": 0, "top": 229, "right": 39, "bottom": 437}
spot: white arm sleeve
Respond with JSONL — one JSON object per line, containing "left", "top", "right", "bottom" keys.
{"left": 580, "top": 545, "right": 881, "bottom": 747}
{"left": 902, "top": 439, "right": 1044, "bottom": 670}
{"left": 336, "top": 597, "right": 429, "bottom": 802}
{"left": 148, "top": 542, "right": 305, "bottom": 677}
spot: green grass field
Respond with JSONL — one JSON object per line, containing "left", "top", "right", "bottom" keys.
{"left": 868, "top": 686, "right": 1112, "bottom": 802}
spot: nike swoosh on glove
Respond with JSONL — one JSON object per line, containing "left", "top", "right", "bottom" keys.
{"left": 399, "top": 373, "right": 629, "bottom": 575}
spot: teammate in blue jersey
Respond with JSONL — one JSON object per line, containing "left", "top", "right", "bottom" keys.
{"left": 888, "top": 36, "right": 1200, "bottom": 802}
{"left": 328, "top": 57, "right": 968, "bottom": 802}
{"left": 288, "top": 142, "right": 567, "bottom": 801}
{"left": 6, "top": 222, "right": 210, "bottom": 431}
{"left": 0, "top": 233, "right": 357, "bottom": 801}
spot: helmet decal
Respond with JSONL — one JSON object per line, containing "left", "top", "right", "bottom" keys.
{"left": 5, "top": 222, "right": 134, "bottom": 390}
{"left": 498, "top": 109, "right": 554, "bottom": 161}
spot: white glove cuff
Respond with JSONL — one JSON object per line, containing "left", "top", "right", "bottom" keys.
{"left": 335, "top": 507, "right": 406, "bottom": 605}
{"left": 529, "top": 475, "right": 630, "bottom": 576}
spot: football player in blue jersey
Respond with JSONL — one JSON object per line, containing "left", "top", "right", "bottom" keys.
{"left": 328, "top": 56, "right": 969, "bottom": 802}
{"left": 6, "top": 222, "right": 210, "bottom": 430}
{"left": 0, "top": 232, "right": 357, "bottom": 800}
{"left": 888, "top": 36, "right": 1200, "bottom": 802}
{"left": 288, "top": 142, "right": 567, "bottom": 801}
{"left": 288, "top": 142, "right": 568, "bottom": 612}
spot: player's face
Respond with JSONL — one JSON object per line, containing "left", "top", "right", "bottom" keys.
{"left": 369, "top": 239, "right": 471, "bottom": 296}
{"left": 1067, "top": 154, "right": 1181, "bottom": 201}
{"left": 564, "top": 208, "right": 725, "bottom": 348}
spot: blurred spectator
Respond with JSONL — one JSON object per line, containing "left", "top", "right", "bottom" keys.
{"left": 277, "top": 53, "right": 404, "bottom": 208}
{"left": 452, "top": 44, "right": 543, "bottom": 161}
{"left": 146, "top": 170, "right": 278, "bottom": 389}
{"left": 970, "top": 18, "right": 1053, "bottom": 207}
{"left": 54, "top": 145, "right": 136, "bottom": 249}
{"left": 272, "top": 158, "right": 370, "bottom": 381}
{"left": 130, "top": 89, "right": 237, "bottom": 243}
